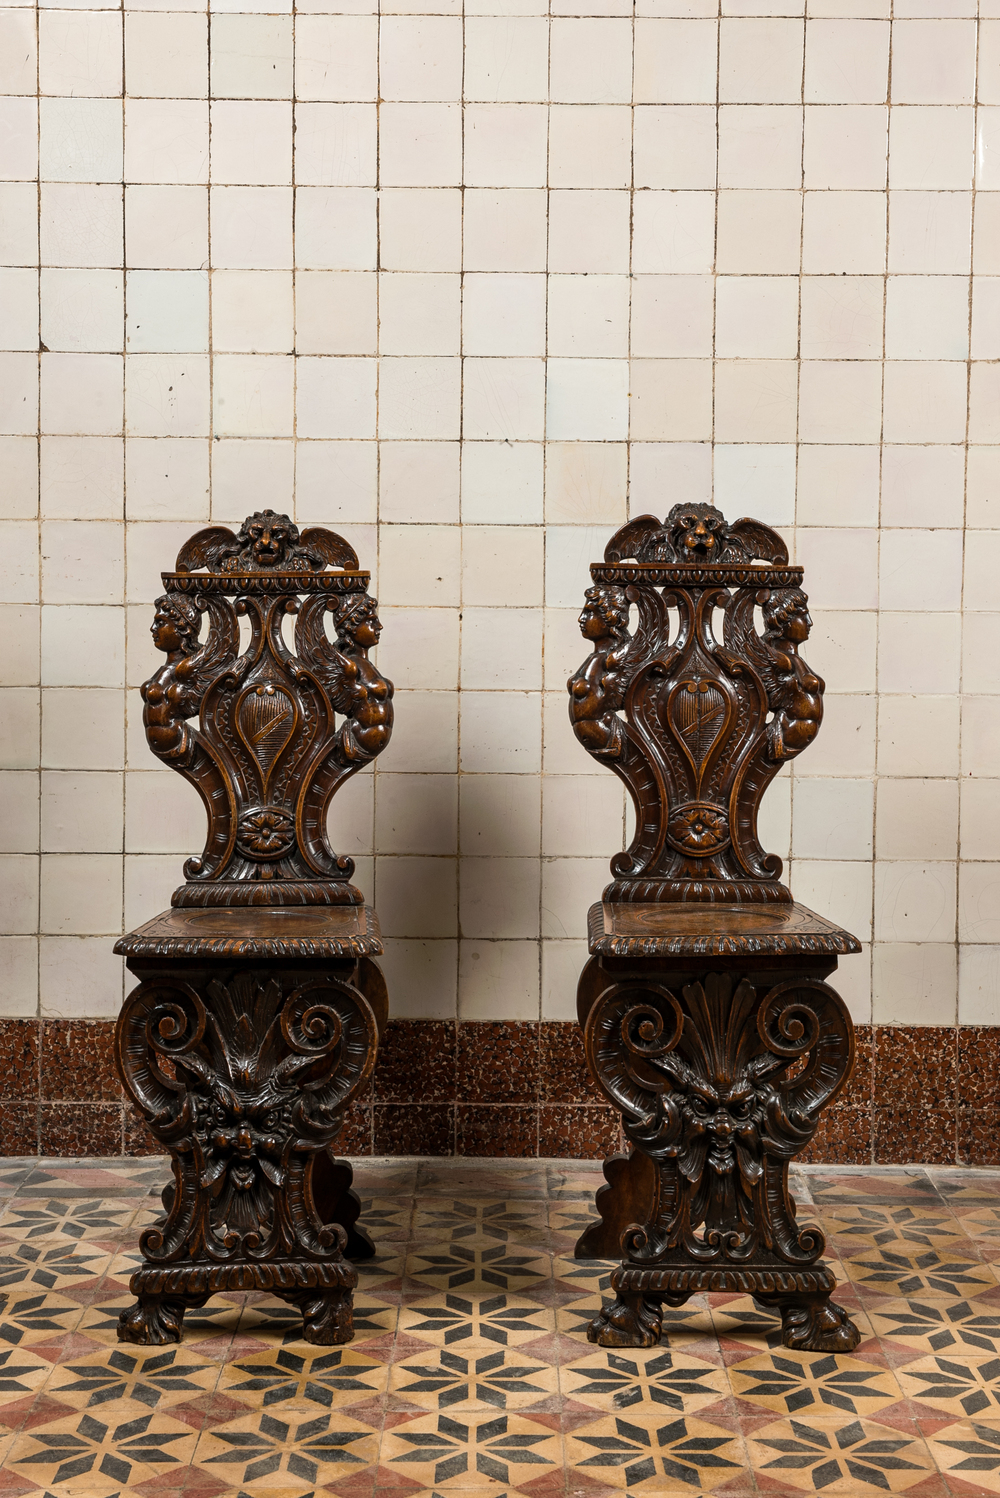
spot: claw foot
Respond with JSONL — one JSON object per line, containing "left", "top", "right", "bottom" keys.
{"left": 759, "top": 1294, "right": 861, "bottom": 1352}
{"left": 117, "top": 1296, "right": 187, "bottom": 1345}
{"left": 281, "top": 1288, "right": 355, "bottom": 1345}
{"left": 588, "top": 1291, "right": 663, "bottom": 1348}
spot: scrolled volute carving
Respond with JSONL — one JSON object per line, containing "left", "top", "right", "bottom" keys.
{"left": 584, "top": 972, "right": 852, "bottom": 1267}
{"left": 139, "top": 514, "right": 393, "bottom": 908}
{"left": 116, "top": 971, "right": 376, "bottom": 1265}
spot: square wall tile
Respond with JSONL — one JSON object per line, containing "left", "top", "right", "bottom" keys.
{"left": 1, "top": 1, "right": 996, "bottom": 1100}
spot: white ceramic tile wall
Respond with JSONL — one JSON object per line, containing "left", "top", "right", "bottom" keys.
{"left": 2, "top": 0, "right": 998, "bottom": 1031}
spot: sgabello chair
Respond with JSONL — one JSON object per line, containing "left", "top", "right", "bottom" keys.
{"left": 568, "top": 503, "right": 862, "bottom": 1353}
{"left": 114, "top": 511, "right": 392, "bottom": 1346}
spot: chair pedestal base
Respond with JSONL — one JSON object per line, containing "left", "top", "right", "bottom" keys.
{"left": 113, "top": 915, "right": 387, "bottom": 1347}
{"left": 573, "top": 912, "right": 861, "bottom": 1354}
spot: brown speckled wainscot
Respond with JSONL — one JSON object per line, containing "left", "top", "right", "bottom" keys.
{"left": 5, "top": 1016, "right": 995, "bottom": 1162}
{"left": 110, "top": 512, "right": 394, "bottom": 1349}
{"left": 565, "top": 504, "right": 864, "bottom": 1356}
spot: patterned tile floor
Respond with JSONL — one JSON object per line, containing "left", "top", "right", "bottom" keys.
{"left": 0, "top": 1159, "right": 999, "bottom": 1497}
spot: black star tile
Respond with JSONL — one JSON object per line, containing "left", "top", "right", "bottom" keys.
{"left": 382, "top": 1410, "right": 560, "bottom": 1486}
{"left": 389, "top": 1347, "right": 556, "bottom": 1410}
{"left": 747, "top": 1414, "right": 935, "bottom": 1492}
{"left": 562, "top": 1347, "right": 729, "bottom": 1413}
{"left": 403, "top": 1292, "right": 552, "bottom": 1347}
{"left": 728, "top": 1351, "right": 901, "bottom": 1417}
{"left": 220, "top": 1346, "right": 388, "bottom": 1410}
{"left": 196, "top": 1410, "right": 378, "bottom": 1485}
{"left": 50, "top": 1346, "right": 218, "bottom": 1410}
{"left": 566, "top": 1411, "right": 747, "bottom": 1491}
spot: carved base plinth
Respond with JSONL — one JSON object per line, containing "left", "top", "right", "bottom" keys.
{"left": 113, "top": 931, "right": 387, "bottom": 1347}
{"left": 575, "top": 942, "right": 860, "bottom": 1356}
{"left": 120, "top": 1260, "right": 358, "bottom": 1346}
{"left": 587, "top": 1262, "right": 860, "bottom": 1353}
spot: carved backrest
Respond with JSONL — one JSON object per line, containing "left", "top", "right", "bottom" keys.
{"left": 143, "top": 510, "right": 392, "bottom": 908}
{"left": 568, "top": 503, "right": 822, "bottom": 905}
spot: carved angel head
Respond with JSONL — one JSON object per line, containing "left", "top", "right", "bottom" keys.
{"left": 578, "top": 583, "right": 631, "bottom": 644}
{"left": 151, "top": 594, "right": 202, "bottom": 656}
{"left": 762, "top": 587, "right": 812, "bottom": 646}
{"left": 334, "top": 592, "right": 382, "bottom": 651}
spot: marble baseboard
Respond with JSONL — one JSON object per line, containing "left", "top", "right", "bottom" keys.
{"left": 1, "top": 1019, "right": 997, "bottom": 1163}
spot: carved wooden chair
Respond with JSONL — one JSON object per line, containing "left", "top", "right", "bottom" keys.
{"left": 567, "top": 503, "right": 862, "bottom": 1353}
{"left": 114, "top": 511, "right": 392, "bottom": 1346}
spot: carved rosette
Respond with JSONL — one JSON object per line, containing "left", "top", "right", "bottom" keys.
{"left": 141, "top": 512, "right": 394, "bottom": 907}
{"left": 567, "top": 503, "right": 825, "bottom": 903}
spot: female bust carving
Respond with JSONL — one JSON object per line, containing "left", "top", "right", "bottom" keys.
{"left": 761, "top": 588, "right": 824, "bottom": 761}
{"left": 568, "top": 584, "right": 633, "bottom": 759}
{"left": 330, "top": 594, "right": 394, "bottom": 764}
{"left": 143, "top": 595, "right": 205, "bottom": 756}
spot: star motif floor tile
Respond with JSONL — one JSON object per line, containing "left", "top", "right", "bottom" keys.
{"left": 898, "top": 1354, "right": 1000, "bottom": 1419}
{"left": 0, "top": 1160, "right": 997, "bottom": 1496}
{"left": 380, "top": 1410, "right": 562, "bottom": 1488}
{"left": 560, "top": 1346, "right": 730, "bottom": 1414}
{"left": 925, "top": 1416, "right": 1000, "bottom": 1493}
{"left": 399, "top": 1292, "right": 556, "bottom": 1348}
{"left": 388, "top": 1345, "right": 559, "bottom": 1411}
{"left": 867, "top": 1299, "right": 1000, "bottom": 1359}
{"left": 746, "top": 1413, "right": 938, "bottom": 1492}
{"left": 844, "top": 1250, "right": 999, "bottom": 1301}
{"left": 193, "top": 1409, "right": 380, "bottom": 1487}
{"left": 564, "top": 1408, "right": 751, "bottom": 1492}
{"left": 5, "top": 1406, "right": 200, "bottom": 1491}
{"left": 218, "top": 1345, "right": 391, "bottom": 1412}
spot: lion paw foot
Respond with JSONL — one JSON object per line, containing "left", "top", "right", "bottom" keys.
{"left": 117, "top": 1297, "right": 185, "bottom": 1345}
{"left": 588, "top": 1294, "right": 662, "bottom": 1348}
{"left": 779, "top": 1298, "right": 861, "bottom": 1353}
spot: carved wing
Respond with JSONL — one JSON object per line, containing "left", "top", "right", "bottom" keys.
{"left": 174, "top": 527, "right": 239, "bottom": 574}
{"left": 294, "top": 595, "right": 350, "bottom": 710}
{"left": 724, "top": 518, "right": 789, "bottom": 565}
{"left": 184, "top": 596, "right": 242, "bottom": 706}
{"left": 722, "top": 587, "right": 780, "bottom": 702}
{"left": 297, "top": 528, "right": 359, "bottom": 571}
{"left": 604, "top": 515, "right": 672, "bottom": 564}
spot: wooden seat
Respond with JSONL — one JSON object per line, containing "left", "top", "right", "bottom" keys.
{"left": 113, "top": 511, "right": 392, "bottom": 1346}
{"left": 567, "top": 503, "right": 862, "bottom": 1353}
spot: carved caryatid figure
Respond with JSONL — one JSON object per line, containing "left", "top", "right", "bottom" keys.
{"left": 568, "top": 584, "right": 632, "bottom": 759}
{"left": 114, "top": 512, "right": 392, "bottom": 1348}
{"left": 758, "top": 587, "right": 824, "bottom": 761}
{"left": 568, "top": 503, "right": 862, "bottom": 1356}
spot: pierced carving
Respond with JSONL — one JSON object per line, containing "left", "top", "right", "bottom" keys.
{"left": 142, "top": 513, "right": 393, "bottom": 908}
{"left": 585, "top": 972, "right": 852, "bottom": 1266}
{"left": 567, "top": 511, "right": 822, "bottom": 904}
{"left": 115, "top": 515, "right": 391, "bottom": 1347}
{"left": 569, "top": 506, "right": 860, "bottom": 1354}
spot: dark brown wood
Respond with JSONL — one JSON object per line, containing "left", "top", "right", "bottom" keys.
{"left": 568, "top": 503, "right": 862, "bottom": 1354}
{"left": 113, "top": 512, "right": 393, "bottom": 1346}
